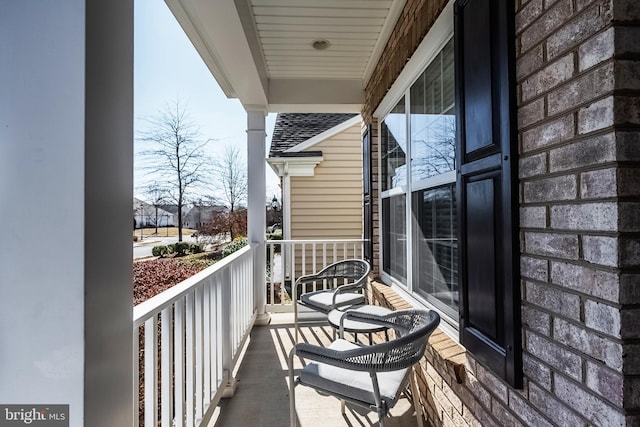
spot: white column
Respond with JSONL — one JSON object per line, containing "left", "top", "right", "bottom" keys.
{"left": 247, "top": 109, "right": 271, "bottom": 325}
{"left": 0, "top": 3, "right": 133, "bottom": 426}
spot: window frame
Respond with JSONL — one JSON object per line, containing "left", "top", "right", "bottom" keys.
{"left": 376, "top": 2, "right": 459, "bottom": 334}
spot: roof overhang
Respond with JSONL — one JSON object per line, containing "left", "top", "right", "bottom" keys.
{"left": 267, "top": 155, "right": 324, "bottom": 177}
{"left": 165, "top": 0, "right": 406, "bottom": 113}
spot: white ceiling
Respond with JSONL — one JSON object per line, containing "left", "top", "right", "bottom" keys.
{"left": 166, "top": 0, "right": 405, "bottom": 112}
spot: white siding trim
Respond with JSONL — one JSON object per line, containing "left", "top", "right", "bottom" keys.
{"left": 267, "top": 156, "right": 324, "bottom": 177}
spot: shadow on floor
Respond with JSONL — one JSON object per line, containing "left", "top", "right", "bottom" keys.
{"left": 212, "top": 314, "right": 422, "bottom": 427}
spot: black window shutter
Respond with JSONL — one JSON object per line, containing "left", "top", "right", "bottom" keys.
{"left": 455, "top": 0, "right": 522, "bottom": 387}
{"left": 363, "top": 126, "right": 374, "bottom": 265}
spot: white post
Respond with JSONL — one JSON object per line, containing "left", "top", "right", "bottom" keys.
{"left": 247, "top": 109, "right": 271, "bottom": 325}
{"left": 0, "top": 2, "right": 133, "bottom": 426}
{"left": 283, "top": 172, "right": 292, "bottom": 279}
{"left": 221, "top": 268, "right": 238, "bottom": 397}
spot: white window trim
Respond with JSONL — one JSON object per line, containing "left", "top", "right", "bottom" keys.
{"left": 376, "top": 0, "right": 458, "bottom": 332}
{"left": 412, "top": 170, "right": 456, "bottom": 192}
{"left": 374, "top": 1, "right": 454, "bottom": 119}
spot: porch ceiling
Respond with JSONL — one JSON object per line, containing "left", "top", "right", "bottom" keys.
{"left": 165, "top": 0, "right": 405, "bottom": 112}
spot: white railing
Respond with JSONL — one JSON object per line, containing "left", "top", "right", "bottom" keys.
{"left": 133, "top": 244, "right": 256, "bottom": 427}
{"left": 265, "top": 239, "right": 366, "bottom": 312}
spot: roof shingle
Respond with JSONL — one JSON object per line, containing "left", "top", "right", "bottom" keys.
{"left": 269, "top": 113, "right": 358, "bottom": 156}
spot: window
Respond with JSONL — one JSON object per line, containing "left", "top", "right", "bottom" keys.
{"left": 410, "top": 39, "right": 457, "bottom": 319}
{"left": 381, "top": 98, "right": 407, "bottom": 192}
{"left": 412, "top": 183, "right": 457, "bottom": 319}
{"left": 380, "top": 38, "right": 458, "bottom": 320}
{"left": 410, "top": 38, "right": 455, "bottom": 183}
{"left": 381, "top": 98, "right": 407, "bottom": 283}
{"left": 382, "top": 194, "right": 407, "bottom": 282}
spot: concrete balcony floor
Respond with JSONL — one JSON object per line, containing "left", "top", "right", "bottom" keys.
{"left": 210, "top": 313, "right": 421, "bottom": 427}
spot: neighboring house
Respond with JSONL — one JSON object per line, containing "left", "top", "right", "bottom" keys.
{"left": 133, "top": 197, "right": 175, "bottom": 228}
{"left": 7, "top": 2, "right": 639, "bottom": 426}
{"left": 267, "top": 113, "right": 363, "bottom": 242}
{"left": 268, "top": 113, "right": 364, "bottom": 278}
{"left": 183, "top": 204, "right": 226, "bottom": 230}
{"left": 158, "top": 204, "right": 189, "bottom": 227}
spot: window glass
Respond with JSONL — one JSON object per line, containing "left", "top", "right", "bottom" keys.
{"left": 410, "top": 38, "right": 456, "bottom": 183}
{"left": 380, "top": 37, "right": 457, "bottom": 319}
{"left": 382, "top": 194, "right": 406, "bottom": 283}
{"left": 381, "top": 98, "right": 407, "bottom": 192}
{"left": 412, "top": 183, "right": 458, "bottom": 318}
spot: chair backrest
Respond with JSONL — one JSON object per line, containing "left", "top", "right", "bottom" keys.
{"left": 312, "top": 259, "right": 370, "bottom": 285}
{"left": 304, "top": 309, "right": 440, "bottom": 373}
{"left": 369, "top": 309, "right": 440, "bottom": 371}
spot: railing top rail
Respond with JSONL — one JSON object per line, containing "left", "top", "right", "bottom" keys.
{"left": 266, "top": 239, "right": 366, "bottom": 244}
{"left": 133, "top": 244, "right": 256, "bottom": 327}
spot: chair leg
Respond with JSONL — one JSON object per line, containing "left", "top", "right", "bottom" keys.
{"left": 370, "top": 372, "right": 386, "bottom": 427}
{"left": 340, "top": 400, "right": 345, "bottom": 415}
{"left": 288, "top": 349, "right": 297, "bottom": 427}
{"left": 409, "top": 368, "right": 424, "bottom": 427}
{"left": 377, "top": 405, "right": 386, "bottom": 427}
{"left": 294, "top": 298, "right": 299, "bottom": 343}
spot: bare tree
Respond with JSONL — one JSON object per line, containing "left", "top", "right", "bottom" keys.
{"left": 200, "top": 208, "right": 247, "bottom": 241}
{"left": 411, "top": 114, "right": 456, "bottom": 180}
{"left": 138, "top": 100, "right": 211, "bottom": 241}
{"left": 213, "top": 145, "right": 247, "bottom": 213}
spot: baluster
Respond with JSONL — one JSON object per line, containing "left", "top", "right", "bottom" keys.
{"left": 161, "top": 307, "right": 173, "bottom": 426}
{"left": 203, "top": 282, "right": 211, "bottom": 403}
{"left": 185, "top": 293, "right": 195, "bottom": 426}
{"left": 133, "top": 326, "right": 139, "bottom": 427}
{"left": 195, "top": 286, "right": 204, "bottom": 420}
{"left": 174, "top": 299, "right": 185, "bottom": 427}
{"left": 144, "top": 316, "right": 158, "bottom": 427}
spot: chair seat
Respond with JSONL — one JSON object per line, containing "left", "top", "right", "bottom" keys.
{"left": 298, "top": 339, "right": 408, "bottom": 408}
{"left": 300, "top": 290, "right": 365, "bottom": 313}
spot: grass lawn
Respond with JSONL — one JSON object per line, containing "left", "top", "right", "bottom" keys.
{"left": 133, "top": 227, "right": 197, "bottom": 238}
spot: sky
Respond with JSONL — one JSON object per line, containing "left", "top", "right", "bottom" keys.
{"left": 133, "top": 0, "right": 279, "bottom": 203}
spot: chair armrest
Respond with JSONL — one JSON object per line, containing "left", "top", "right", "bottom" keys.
{"left": 331, "top": 280, "right": 366, "bottom": 307}
{"left": 293, "top": 274, "right": 322, "bottom": 298}
{"left": 340, "top": 310, "right": 414, "bottom": 336}
{"left": 291, "top": 342, "right": 377, "bottom": 372}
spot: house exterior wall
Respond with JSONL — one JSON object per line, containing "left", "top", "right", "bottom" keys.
{"left": 290, "top": 123, "right": 363, "bottom": 240}
{"left": 363, "top": 0, "right": 640, "bottom": 425}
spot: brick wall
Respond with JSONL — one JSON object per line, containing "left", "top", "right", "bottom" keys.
{"left": 517, "top": 0, "right": 639, "bottom": 424}
{"left": 365, "top": 0, "right": 640, "bottom": 425}
{"left": 362, "top": 0, "right": 448, "bottom": 123}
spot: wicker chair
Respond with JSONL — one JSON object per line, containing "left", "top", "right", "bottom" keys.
{"left": 293, "top": 259, "right": 371, "bottom": 342}
{"left": 288, "top": 309, "right": 440, "bottom": 427}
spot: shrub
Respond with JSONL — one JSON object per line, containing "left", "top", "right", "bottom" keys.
{"left": 266, "top": 230, "right": 283, "bottom": 241}
{"left": 223, "top": 237, "right": 248, "bottom": 257}
{"left": 166, "top": 243, "right": 175, "bottom": 254}
{"left": 152, "top": 245, "right": 168, "bottom": 257}
{"left": 174, "top": 242, "right": 190, "bottom": 256}
{"left": 189, "top": 243, "right": 203, "bottom": 254}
